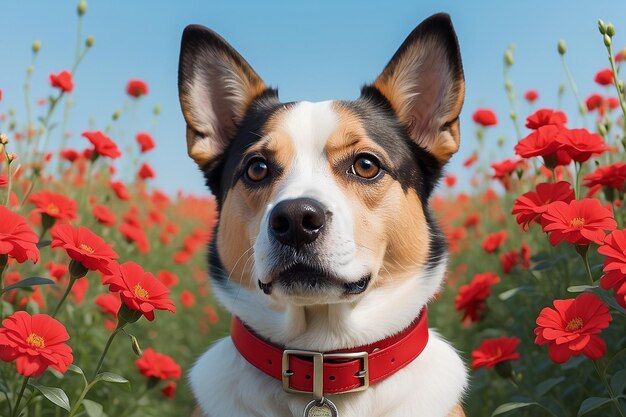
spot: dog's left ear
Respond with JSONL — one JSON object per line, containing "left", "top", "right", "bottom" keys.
{"left": 371, "top": 13, "right": 464, "bottom": 163}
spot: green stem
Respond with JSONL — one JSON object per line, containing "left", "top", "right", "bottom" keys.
{"left": 11, "top": 376, "right": 30, "bottom": 417}
{"left": 577, "top": 245, "right": 595, "bottom": 286}
{"left": 51, "top": 276, "right": 77, "bottom": 318}
{"left": 560, "top": 55, "right": 588, "bottom": 127}
{"left": 92, "top": 325, "right": 123, "bottom": 379}
{"left": 66, "top": 379, "right": 98, "bottom": 417}
{"left": 0, "top": 255, "right": 7, "bottom": 319}
{"left": 574, "top": 162, "right": 583, "bottom": 200}
{"left": 592, "top": 360, "right": 626, "bottom": 417}
{"left": 4, "top": 151, "right": 13, "bottom": 207}
{"left": 605, "top": 42, "right": 626, "bottom": 138}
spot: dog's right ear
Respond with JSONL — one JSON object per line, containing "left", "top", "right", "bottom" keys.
{"left": 178, "top": 25, "right": 267, "bottom": 167}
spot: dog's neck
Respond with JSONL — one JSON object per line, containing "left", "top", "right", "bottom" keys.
{"left": 213, "top": 260, "right": 446, "bottom": 351}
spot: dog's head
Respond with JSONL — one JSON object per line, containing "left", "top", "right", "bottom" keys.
{"left": 178, "top": 14, "right": 464, "bottom": 307}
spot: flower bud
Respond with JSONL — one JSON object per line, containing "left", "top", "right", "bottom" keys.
{"left": 32, "top": 40, "right": 41, "bottom": 53}
{"left": 153, "top": 104, "right": 161, "bottom": 116}
{"left": 497, "top": 136, "right": 505, "bottom": 147}
{"left": 598, "top": 123, "right": 608, "bottom": 136}
{"left": 85, "top": 35, "right": 94, "bottom": 48}
{"left": 558, "top": 40, "right": 566, "bottom": 55}
{"left": 509, "top": 111, "right": 517, "bottom": 121}
{"left": 606, "top": 23, "right": 615, "bottom": 37}
{"left": 130, "top": 334, "right": 142, "bottom": 356}
{"left": 495, "top": 361, "right": 513, "bottom": 379}
{"left": 558, "top": 83, "right": 566, "bottom": 95}
{"left": 27, "top": 65, "right": 33, "bottom": 76}
{"left": 7, "top": 152, "right": 16, "bottom": 162}
{"left": 598, "top": 19, "right": 607, "bottom": 35}
{"left": 77, "top": 0, "right": 87, "bottom": 16}
{"left": 504, "top": 50, "right": 514, "bottom": 66}
{"left": 112, "top": 110, "right": 120, "bottom": 121}
{"left": 0, "top": 133, "right": 8, "bottom": 145}
{"left": 604, "top": 34, "right": 612, "bottom": 47}
{"left": 69, "top": 259, "right": 89, "bottom": 279}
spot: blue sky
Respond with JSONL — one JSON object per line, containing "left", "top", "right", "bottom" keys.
{"left": 1, "top": 1, "right": 625, "bottom": 196}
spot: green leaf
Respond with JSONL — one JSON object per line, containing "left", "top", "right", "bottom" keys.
{"left": 94, "top": 372, "right": 131, "bottom": 391}
{"left": 36, "top": 239, "right": 51, "bottom": 248}
{"left": 535, "top": 376, "right": 565, "bottom": 397}
{"left": 611, "top": 369, "right": 626, "bottom": 395}
{"left": 28, "top": 381, "right": 71, "bottom": 411}
{"left": 577, "top": 397, "right": 612, "bottom": 416}
{"left": 498, "top": 287, "right": 532, "bottom": 301}
{"left": 82, "top": 399, "right": 104, "bottom": 417}
{"left": 492, "top": 402, "right": 540, "bottom": 416}
{"left": 67, "top": 364, "right": 84, "bottom": 376}
{"left": 567, "top": 285, "right": 597, "bottom": 293}
{"left": 1, "top": 277, "right": 55, "bottom": 294}
{"left": 0, "top": 382, "right": 9, "bottom": 394}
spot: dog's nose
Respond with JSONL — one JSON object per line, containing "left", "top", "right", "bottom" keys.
{"left": 269, "top": 198, "right": 326, "bottom": 248}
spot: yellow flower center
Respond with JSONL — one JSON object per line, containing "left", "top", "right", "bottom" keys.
{"left": 569, "top": 217, "right": 585, "bottom": 228}
{"left": 565, "top": 317, "right": 584, "bottom": 332}
{"left": 79, "top": 243, "right": 94, "bottom": 253}
{"left": 133, "top": 284, "right": 149, "bottom": 300}
{"left": 46, "top": 203, "right": 59, "bottom": 214}
{"left": 26, "top": 333, "right": 45, "bottom": 348}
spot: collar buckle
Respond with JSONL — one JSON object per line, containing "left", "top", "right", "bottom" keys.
{"left": 281, "top": 350, "right": 369, "bottom": 398}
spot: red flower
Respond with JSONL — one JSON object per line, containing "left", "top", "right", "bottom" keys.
{"left": 136, "top": 132, "right": 155, "bottom": 153}
{"left": 491, "top": 158, "right": 526, "bottom": 190}
{"left": 60, "top": 149, "right": 80, "bottom": 163}
{"left": 594, "top": 68, "right": 614, "bottom": 86}
{"left": 119, "top": 223, "right": 150, "bottom": 254}
{"left": 512, "top": 182, "right": 575, "bottom": 230}
{"left": 29, "top": 191, "right": 77, "bottom": 222}
{"left": 161, "top": 381, "right": 177, "bottom": 398}
{"left": 0, "top": 311, "right": 73, "bottom": 377}
{"left": 598, "top": 229, "right": 626, "bottom": 308}
{"left": 523, "top": 89, "right": 539, "bottom": 103}
{"left": 525, "top": 108, "right": 567, "bottom": 130}
{"left": 515, "top": 124, "right": 571, "bottom": 167}
{"left": 444, "top": 174, "right": 456, "bottom": 188}
{"left": 471, "top": 336, "right": 521, "bottom": 369}
{"left": 583, "top": 163, "right": 626, "bottom": 191}
{"left": 482, "top": 230, "right": 508, "bottom": 253}
{"left": 49, "top": 70, "right": 74, "bottom": 93}
{"left": 472, "top": 108, "right": 497, "bottom": 127}
{"left": 463, "top": 153, "right": 478, "bottom": 168}
{"left": 109, "top": 181, "right": 130, "bottom": 201}
{"left": 500, "top": 249, "right": 518, "bottom": 274}
{"left": 180, "top": 290, "right": 195, "bottom": 307}
{"left": 126, "top": 79, "right": 149, "bottom": 98}
{"left": 0, "top": 207, "right": 39, "bottom": 263}
{"left": 95, "top": 293, "right": 122, "bottom": 316}
{"left": 534, "top": 293, "right": 611, "bottom": 363}
{"left": 46, "top": 261, "right": 68, "bottom": 281}
{"left": 557, "top": 128, "right": 607, "bottom": 162}
{"left": 92, "top": 204, "right": 117, "bottom": 226}
{"left": 102, "top": 262, "right": 176, "bottom": 321}
{"left": 454, "top": 272, "right": 500, "bottom": 323}
{"left": 157, "top": 270, "right": 179, "bottom": 287}
{"left": 50, "top": 224, "right": 119, "bottom": 274}
{"left": 586, "top": 94, "right": 604, "bottom": 112}
{"left": 135, "top": 348, "right": 181, "bottom": 380}
{"left": 138, "top": 162, "right": 156, "bottom": 180}
{"left": 82, "top": 131, "right": 121, "bottom": 159}
{"left": 541, "top": 198, "right": 617, "bottom": 246}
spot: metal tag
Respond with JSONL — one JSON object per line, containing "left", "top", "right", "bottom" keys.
{"left": 303, "top": 398, "right": 339, "bottom": 417}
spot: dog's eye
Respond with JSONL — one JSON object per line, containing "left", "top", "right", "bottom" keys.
{"left": 351, "top": 155, "right": 381, "bottom": 179}
{"left": 245, "top": 158, "right": 269, "bottom": 182}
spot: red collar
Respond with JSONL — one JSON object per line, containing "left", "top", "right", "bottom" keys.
{"left": 231, "top": 309, "right": 429, "bottom": 396}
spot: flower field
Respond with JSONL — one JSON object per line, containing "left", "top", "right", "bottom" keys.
{"left": 1, "top": 3, "right": 626, "bottom": 417}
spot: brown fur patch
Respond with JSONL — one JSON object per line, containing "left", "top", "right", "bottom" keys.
{"left": 216, "top": 109, "right": 296, "bottom": 288}
{"left": 329, "top": 103, "right": 430, "bottom": 285}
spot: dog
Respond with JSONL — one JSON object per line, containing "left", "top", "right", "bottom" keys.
{"left": 178, "top": 12, "right": 466, "bottom": 417}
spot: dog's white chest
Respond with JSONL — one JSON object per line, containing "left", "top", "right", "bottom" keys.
{"left": 189, "top": 331, "right": 467, "bottom": 417}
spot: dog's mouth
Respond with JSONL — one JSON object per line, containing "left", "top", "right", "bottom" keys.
{"left": 258, "top": 263, "right": 371, "bottom": 297}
